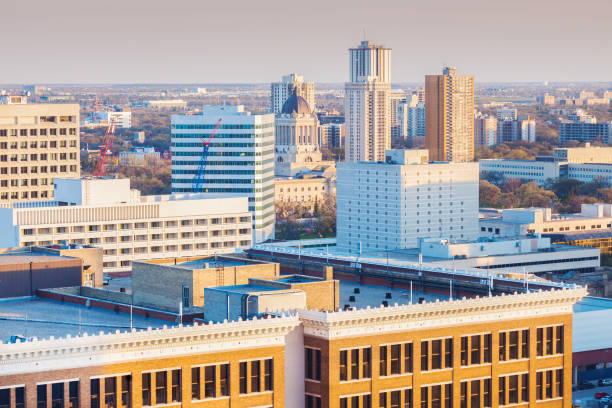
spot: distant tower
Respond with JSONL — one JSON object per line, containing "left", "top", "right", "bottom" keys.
{"left": 345, "top": 40, "right": 391, "bottom": 162}
{"left": 270, "top": 74, "right": 315, "bottom": 114}
{"left": 425, "top": 67, "right": 475, "bottom": 162}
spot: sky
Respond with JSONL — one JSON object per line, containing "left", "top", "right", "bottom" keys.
{"left": 2, "top": 0, "right": 611, "bottom": 84}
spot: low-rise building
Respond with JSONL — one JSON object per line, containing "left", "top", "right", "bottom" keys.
{"left": 275, "top": 174, "right": 335, "bottom": 206}
{"left": 0, "top": 244, "right": 103, "bottom": 297}
{"left": 96, "top": 110, "right": 132, "bottom": 128}
{"left": 144, "top": 99, "right": 187, "bottom": 109}
{"left": 479, "top": 145, "right": 612, "bottom": 185}
{"left": 132, "top": 255, "right": 280, "bottom": 313}
{"left": 479, "top": 204, "right": 612, "bottom": 238}
{"left": 118, "top": 147, "right": 160, "bottom": 166}
{"left": 0, "top": 177, "right": 253, "bottom": 272}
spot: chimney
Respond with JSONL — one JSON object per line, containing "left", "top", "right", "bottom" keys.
{"left": 324, "top": 266, "right": 333, "bottom": 281}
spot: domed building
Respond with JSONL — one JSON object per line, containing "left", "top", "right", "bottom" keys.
{"left": 274, "top": 91, "right": 326, "bottom": 177}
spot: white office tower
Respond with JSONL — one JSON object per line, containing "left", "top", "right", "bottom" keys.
{"left": 0, "top": 178, "right": 253, "bottom": 272}
{"left": 270, "top": 74, "right": 315, "bottom": 114}
{"left": 496, "top": 107, "right": 518, "bottom": 121}
{"left": 345, "top": 40, "right": 391, "bottom": 162}
{"left": 336, "top": 149, "right": 479, "bottom": 253}
{"left": 171, "top": 106, "right": 275, "bottom": 243}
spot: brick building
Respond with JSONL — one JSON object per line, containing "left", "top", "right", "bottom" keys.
{"left": 0, "top": 285, "right": 586, "bottom": 408}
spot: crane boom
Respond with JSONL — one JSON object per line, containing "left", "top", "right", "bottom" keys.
{"left": 192, "top": 118, "right": 222, "bottom": 192}
{"left": 93, "top": 116, "right": 117, "bottom": 177}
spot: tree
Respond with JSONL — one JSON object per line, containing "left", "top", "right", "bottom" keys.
{"left": 479, "top": 180, "right": 502, "bottom": 207}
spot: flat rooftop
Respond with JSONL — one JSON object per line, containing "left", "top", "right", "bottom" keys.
{"left": 574, "top": 296, "right": 612, "bottom": 313}
{"left": 0, "top": 252, "right": 73, "bottom": 265}
{"left": 207, "top": 284, "right": 283, "bottom": 295}
{"left": 0, "top": 297, "right": 171, "bottom": 342}
{"left": 176, "top": 258, "right": 252, "bottom": 269}
{"left": 337, "top": 281, "right": 448, "bottom": 309}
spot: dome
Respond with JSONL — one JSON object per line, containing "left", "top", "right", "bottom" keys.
{"left": 281, "top": 93, "right": 311, "bottom": 115}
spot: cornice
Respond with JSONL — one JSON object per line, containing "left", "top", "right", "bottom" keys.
{"left": 299, "top": 287, "right": 587, "bottom": 339}
{"left": 0, "top": 314, "right": 300, "bottom": 376}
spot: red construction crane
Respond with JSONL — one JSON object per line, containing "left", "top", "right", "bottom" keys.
{"left": 93, "top": 115, "right": 117, "bottom": 177}
{"left": 192, "top": 118, "right": 222, "bottom": 191}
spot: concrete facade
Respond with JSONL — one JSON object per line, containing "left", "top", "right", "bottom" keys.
{"left": 0, "top": 178, "right": 253, "bottom": 273}
{"left": 0, "top": 103, "right": 80, "bottom": 202}
{"left": 337, "top": 150, "right": 480, "bottom": 253}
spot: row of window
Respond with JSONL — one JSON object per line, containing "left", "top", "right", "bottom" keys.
{"left": 0, "top": 140, "right": 77, "bottom": 149}
{"left": 308, "top": 328, "right": 565, "bottom": 384}
{"left": 0, "top": 166, "right": 76, "bottom": 175}
{"left": 172, "top": 123, "right": 274, "bottom": 129}
{"left": 1, "top": 190, "right": 52, "bottom": 200}
{"left": 0, "top": 153, "right": 77, "bottom": 162}
{"left": 333, "top": 371, "right": 564, "bottom": 408}
{"left": 0, "top": 128, "right": 77, "bottom": 137}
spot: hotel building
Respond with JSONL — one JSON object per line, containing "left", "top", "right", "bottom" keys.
{"left": 425, "top": 67, "right": 475, "bottom": 163}
{"left": 345, "top": 40, "right": 392, "bottom": 162}
{"left": 171, "top": 105, "right": 276, "bottom": 243}
{"left": 0, "top": 178, "right": 253, "bottom": 273}
{"left": 0, "top": 99, "right": 80, "bottom": 202}
{"left": 336, "top": 149, "right": 479, "bottom": 253}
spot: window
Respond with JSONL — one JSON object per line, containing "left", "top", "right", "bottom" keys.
{"left": 500, "top": 329, "right": 529, "bottom": 361}
{"left": 91, "top": 379, "right": 100, "bottom": 408}
{"left": 104, "top": 377, "right": 116, "bottom": 408}
{"left": 142, "top": 373, "right": 151, "bottom": 406}
{"left": 537, "top": 325, "right": 563, "bottom": 356}
{"left": 169, "top": 370, "right": 181, "bottom": 403}
{"left": 220, "top": 363, "right": 229, "bottom": 396}
{"left": 251, "top": 360, "right": 261, "bottom": 393}
{"left": 264, "top": 358, "right": 273, "bottom": 391}
{"left": 500, "top": 374, "right": 529, "bottom": 405}
{"left": 239, "top": 362, "right": 247, "bottom": 394}
{"left": 306, "top": 347, "right": 322, "bottom": 381}
{"left": 340, "top": 350, "right": 348, "bottom": 381}
{"left": 341, "top": 394, "right": 371, "bottom": 408}
{"left": 306, "top": 395, "right": 322, "bottom": 408}
{"left": 155, "top": 371, "right": 167, "bottom": 405}
{"left": 191, "top": 367, "right": 200, "bottom": 400}
{"left": 119, "top": 376, "right": 130, "bottom": 408}
{"left": 421, "top": 338, "right": 452, "bottom": 371}
{"left": 52, "top": 382, "right": 64, "bottom": 408}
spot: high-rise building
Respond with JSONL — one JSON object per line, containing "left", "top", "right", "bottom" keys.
{"left": 425, "top": 67, "right": 475, "bottom": 162}
{"left": 398, "top": 100, "right": 425, "bottom": 144}
{"left": 496, "top": 107, "right": 517, "bottom": 121}
{"left": 319, "top": 123, "right": 345, "bottom": 149}
{"left": 336, "top": 149, "right": 479, "bottom": 253}
{"left": 497, "top": 116, "right": 536, "bottom": 143}
{"left": 474, "top": 112, "right": 497, "bottom": 148}
{"left": 345, "top": 40, "right": 391, "bottom": 162}
{"left": 0, "top": 100, "right": 80, "bottom": 202}
{"left": 270, "top": 74, "right": 315, "bottom": 115}
{"left": 171, "top": 105, "right": 275, "bottom": 242}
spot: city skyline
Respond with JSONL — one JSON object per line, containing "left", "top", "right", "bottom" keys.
{"left": 2, "top": 0, "right": 611, "bottom": 84}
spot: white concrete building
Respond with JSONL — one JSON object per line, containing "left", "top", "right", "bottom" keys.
{"left": 118, "top": 147, "right": 160, "bottom": 166}
{"left": 480, "top": 145, "right": 612, "bottom": 185}
{"left": 398, "top": 100, "right": 425, "bottom": 143}
{"left": 420, "top": 236, "right": 600, "bottom": 276}
{"left": 345, "top": 40, "right": 391, "bottom": 162}
{"left": 0, "top": 178, "right": 253, "bottom": 273}
{"left": 480, "top": 204, "right": 612, "bottom": 238}
{"left": 479, "top": 159, "right": 561, "bottom": 184}
{"left": 96, "top": 111, "right": 132, "bottom": 128}
{"left": 270, "top": 74, "right": 315, "bottom": 115}
{"left": 337, "top": 149, "right": 479, "bottom": 253}
{"left": 171, "top": 105, "right": 275, "bottom": 243}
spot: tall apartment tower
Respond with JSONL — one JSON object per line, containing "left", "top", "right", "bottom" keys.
{"left": 425, "top": 67, "right": 475, "bottom": 162}
{"left": 270, "top": 74, "right": 315, "bottom": 114}
{"left": 0, "top": 99, "right": 80, "bottom": 202}
{"left": 171, "top": 105, "right": 276, "bottom": 243}
{"left": 345, "top": 40, "right": 391, "bottom": 162}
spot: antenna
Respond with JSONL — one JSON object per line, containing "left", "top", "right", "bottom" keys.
{"left": 363, "top": 28, "right": 366, "bottom": 41}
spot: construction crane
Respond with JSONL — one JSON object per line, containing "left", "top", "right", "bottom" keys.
{"left": 192, "top": 118, "right": 222, "bottom": 192}
{"left": 93, "top": 115, "right": 117, "bottom": 177}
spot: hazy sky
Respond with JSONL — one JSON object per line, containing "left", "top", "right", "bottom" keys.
{"left": 2, "top": 0, "right": 611, "bottom": 84}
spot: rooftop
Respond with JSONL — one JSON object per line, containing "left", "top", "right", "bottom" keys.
{"left": 0, "top": 253, "right": 73, "bottom": 265}
{"left": 0, "top": 297, "right": 170, "bottom": 343}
